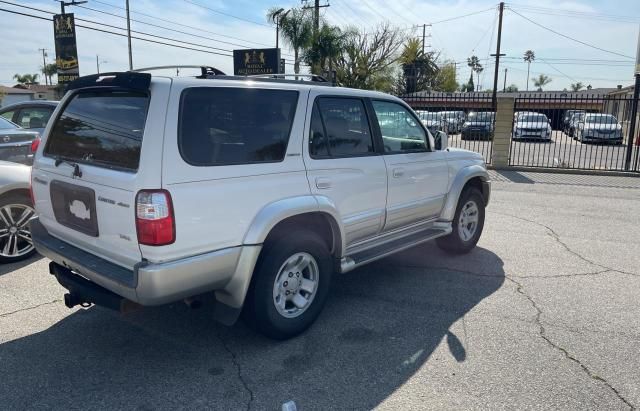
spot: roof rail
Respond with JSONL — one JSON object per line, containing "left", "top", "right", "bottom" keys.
{"left": 131, "top": 65, "right": 226, "bottom": 78}
{"left": 247, "top": 74, "right": 329, "bottom": 83}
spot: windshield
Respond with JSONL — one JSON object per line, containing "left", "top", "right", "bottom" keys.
{"left": 586, "top": 114, "right": 617, "bottom": 124}
{"left": 419, "top": 112, "right": 441, "bottom": 121}
{"left": 520, "top": 114, "right": 548, "bottom": 123}
{"left": 468, "top": 112, "right": 494, "bottom": 121}
{"left": 0, "top": 117, "right": 18, "bottom": 130}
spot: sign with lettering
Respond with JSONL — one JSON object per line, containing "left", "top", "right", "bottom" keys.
{"left": 53, "top": 13, "right": 80, "bottom": 84}
{"left": 233, "top": 48, "right": 281, "bottom": 76}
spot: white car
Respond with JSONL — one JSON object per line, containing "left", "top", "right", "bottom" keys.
{"left": 513, "top": 112, "right": 552, "bottom": 141}
{"left": 576, "top": 113, "right": 623, "bottom": 144}
{"left": 30, "top": 70, "right": 490, "bottom": 339}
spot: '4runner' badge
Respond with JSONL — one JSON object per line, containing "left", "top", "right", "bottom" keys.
{"left": 69, "top": 200, "right": 91, "bottom": 220}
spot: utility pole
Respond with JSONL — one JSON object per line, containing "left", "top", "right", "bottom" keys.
{"left": 96, "top": 55, "right": 107, "bottom": 74}
{"left": 491, "top": 2, "right": 505, "bottom": 109}
{"left": 422, "top": 24, "right": 426, "bottom": 54}
{"left": 503, "top": 68, "right": 507, "bottom": 92}
{"left": 301, "top": 0, "right": 329, "bottom": 37}
{"left": 126, "top": 0, "right": 133, "bottom": 70}
{"left": 39, "top": 48, "right": 48, "bottom": 86}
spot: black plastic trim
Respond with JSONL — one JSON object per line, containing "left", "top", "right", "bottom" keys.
{"left": 66, "top": 72, "right": 151, "bottom": 91}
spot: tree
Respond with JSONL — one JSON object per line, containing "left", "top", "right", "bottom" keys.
{"left": 41, "top": 63, "right": 57, "bottom": 85}
{"left": 532, "top": 74, "right": 552, "bottom": 91}
{"left": 523, "top": 50, "right": 535, "bottom": 91}
{"left": 303, "top": 23, "right": 348, "bottom": 75}
{"left": 570, "top": 82, "right": 584, "bottom": 92}
{"left": 334, "top": 23, "right": 404, "bottom": 91}
{"left": 463, "top": 72, "right": 475, "bottom": 92}
{"left": 467, "top": 55, "right": 483, "bottom": 91}
{"left": 267, "top": 7, "right": 312, "bottom": 74}
{"left": 13, "top": 73, "right": 39, "bottom": 85}
{"left": 505, "top": 84, "right": 518, "bottom": 92}
{"left": 433, "top": 63, "right": 458, "bottom": 92}
{"left": 396, "top": 38, "right": 439, "bottom": 93}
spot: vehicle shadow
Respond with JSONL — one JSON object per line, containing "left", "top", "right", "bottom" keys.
{"left": 0, "top": 254, "right": 43, "bottom": 276}
{"left": 0, "top": 243, "right": 504, "bottom": 410}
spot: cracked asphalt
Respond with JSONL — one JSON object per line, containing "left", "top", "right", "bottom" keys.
{"left": 1, "top": 170, "right": 639, "bottom": 410}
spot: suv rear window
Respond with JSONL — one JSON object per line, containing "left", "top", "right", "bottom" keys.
{"left": 45, "top": 90, "right": 149, "bottom": 171}
{"left": 178, "top": 87, "right": 298, "bottom": 166}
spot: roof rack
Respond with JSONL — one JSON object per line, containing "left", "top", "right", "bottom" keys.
{"left": 247, "top": 74, "right": 329, "bottom": 83}
{"left": 131, "top": 65, "right": 226, "bottom": 78}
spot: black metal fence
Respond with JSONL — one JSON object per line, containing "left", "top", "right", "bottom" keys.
{"left": 509, "top": 93, "right": 640, "bottom": 172}
{"left": 400, "top": 93, "right": 495, "bottom": 163}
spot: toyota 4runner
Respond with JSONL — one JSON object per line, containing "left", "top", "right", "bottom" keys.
{"left": 30, "top": 69, "right": 490, "bottom": 339}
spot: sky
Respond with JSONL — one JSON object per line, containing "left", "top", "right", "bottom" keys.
{"left": 0, "top": 0, "right": 639, "bottom": 91}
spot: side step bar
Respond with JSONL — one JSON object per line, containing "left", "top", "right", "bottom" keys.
{"left": 339, "top": 227, "right": 451, "bottom": 273}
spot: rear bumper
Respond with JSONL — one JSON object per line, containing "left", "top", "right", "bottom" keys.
{"left": 30, "top": 218, "right": 261, "bottom": 312}
{"left": 461, "top": 129, "right": 492, "bottom": 139}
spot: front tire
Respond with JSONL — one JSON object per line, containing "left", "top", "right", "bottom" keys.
{"left": 0, "top": 194, "right": 36, "bottom": 263}
{"left": 243, "top": 231, "right": 333, "bottom": 340}
{"left": 436, "top": 187, "right": 485, "bottom": 254}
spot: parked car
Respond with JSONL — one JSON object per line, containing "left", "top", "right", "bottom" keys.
{"left": 30, "top": 71, "right": 490, "bottom": 340}
{"left": 0, "top": 101, "right": 58, "bottom": 136}
{"left": 563, "top": 110, "right": 585, "bottom": 134}
{"left": 417, "top": 111, "right": 446, "bottom": 134}
{"left": 461, "top": 111, "right": 495, "bottom": 140}
{"left": 576, "top": 113, "right": 623, "bottom": 144}
{"left": 439, "top": 110, "right": 465, "bottom": 134}
{"left": 0, "top": 161, "right": 36, "bottom": 263}
{"left": 0, "top": 117, "right": 39, "bottom": 165}
{"left": 512, "top": 112, "right": 552, "bottom": 141}
{"left": 568, "top": 112, "right": 585, "bottom": 138}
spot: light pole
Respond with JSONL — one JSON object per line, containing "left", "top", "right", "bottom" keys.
{"left": 96, "top": 55, "right": 107, "bottom": 74}
{"left": 273, "top": 8, "right": 290, "bottom": 49}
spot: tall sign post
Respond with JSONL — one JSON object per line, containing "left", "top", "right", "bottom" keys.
{"left": 53, "top": 13, "right": 80, "bottom": 86}
{"left": 626, "top": 26, "right": 640, "bottom": 171}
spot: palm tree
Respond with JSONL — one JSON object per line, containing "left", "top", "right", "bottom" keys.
{"left": 467, "top": 55, "right": 483, "bottom": 92}
{"left": 570, "top": 82, "right": 584, "bottom": 92}
{"left": 13, "top": 73, "right": 39, "bottom": 85}
{"left": 532, "top": 74, "right": 552, "bottom": 91}
{"left": 398, "top": 38, "right": 439, "bottom": 93}
{"left": 267, "top": 7, "right": 312, "bottom": 74}
{"left": 41, "top": 63, "right": 57, "bottom": 85}
{"left": 523, "top": 50, "right": 535, "bottom": 91}
{"left": 303, "top": 24, "right": 346, "bottom": 75}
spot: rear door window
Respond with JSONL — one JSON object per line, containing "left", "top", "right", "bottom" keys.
{"left": 16, "top": 106, "right": 54, "bottom": 129}
{"left": 44, "top": 90, "right": 149, "bottom": 171}
{"left": 178, "top": 87, "right": 298, "bottom": 166}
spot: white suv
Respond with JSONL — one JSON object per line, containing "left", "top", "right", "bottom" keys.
{"left": 30, "top": 70, "right": 490, "bottom": 339}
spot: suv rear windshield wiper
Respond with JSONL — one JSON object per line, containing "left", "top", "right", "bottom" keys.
{"left": 54, "top": 157, "right": 83, "bottom": 178}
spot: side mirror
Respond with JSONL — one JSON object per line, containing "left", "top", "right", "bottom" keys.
{"left": 434, "top": 131, "right": 448, "bottom": 150}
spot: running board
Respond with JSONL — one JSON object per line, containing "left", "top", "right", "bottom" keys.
{"left": 339, "top": 227, "right": 451, "bottom": 273}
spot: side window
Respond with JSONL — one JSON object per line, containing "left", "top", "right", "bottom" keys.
{"left": 15, "top": 107, "right": 53, "bottom": 129}
{"left": 0, "top": 110, "right": 15, "bottom": 122}
{"left": 316, "top": 97, "right": 374, "bottom": 157}
{"left": 371, "top": 100, "right": 428, "bottom": 153}
{"left": 179, "top": 87, "right": 298, "bottom": 166}
{"left": 309, "top": 103, "right": 329, "bottom": 158}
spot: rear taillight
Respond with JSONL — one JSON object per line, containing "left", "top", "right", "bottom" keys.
{"left": 31, "top": 137, "right": 41, "bottom": 153}
{"left": 135, "top": 190, "right": 175, "bottom": 246}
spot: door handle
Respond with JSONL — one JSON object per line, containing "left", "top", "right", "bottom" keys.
{"left": 315, "top": 177, "right": 331, "bottom": 189}
{"left": 392, "top": 168, "right": 405, "bottom": 178}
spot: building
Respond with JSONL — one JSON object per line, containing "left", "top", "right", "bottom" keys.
{"left": 0, "top": 85, "right": 36, "bottom": 107}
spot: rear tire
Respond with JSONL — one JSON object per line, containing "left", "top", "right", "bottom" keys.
{"left": 436, "top": 188, "right": 485, "bottom": 254}
{"left": 0, "top": 193, "right": 36, "bottom": 263}
{"left": 243, "top": 231, "right": 333, "bottom": 340}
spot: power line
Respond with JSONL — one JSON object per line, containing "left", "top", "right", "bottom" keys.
{"left": 398, "top": 7, "right": 496, "bottom": 33}
{"left": 537, "top": 57, "right": 578, "bottom": 83}
{"left": 359, "top": 0, "right": 389, "bottom": 22}
{"left": 506, "top": 3, "right": 640, "bottom": 24}
{"left": 181, "top": 0, "right": 271, "bottom": 28}
{"left": 507, "top": 8, "right": 635, "bottom": 60}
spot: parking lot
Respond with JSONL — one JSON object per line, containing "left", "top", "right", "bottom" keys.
{"left": 1, "top": 171, "right": 639, "bottom": 410}
{"left": 451, "top": 131, "right": 638, "bottom": 170}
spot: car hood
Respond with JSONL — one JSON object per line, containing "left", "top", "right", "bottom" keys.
{"left": 516, "top": 121, "right": 549, "bottom": 129}
{"left": 446, "top": 147, "right": 485, "bottom": 161}
{"left": 584, "top": 123, "right": 621, "bottom": 131}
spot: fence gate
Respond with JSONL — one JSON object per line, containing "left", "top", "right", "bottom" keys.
{"left": 401, "top": 93, "right": 495, "bottom": 163}
{"left": 509, "top": 93, "right": 640, "bottom": 172}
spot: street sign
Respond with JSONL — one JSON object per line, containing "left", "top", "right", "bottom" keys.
{"left": 53, "top": 13, "right": 80, "bottom": 85}
{"left": 233, "top": 48, "right": 281, "bottom": 76}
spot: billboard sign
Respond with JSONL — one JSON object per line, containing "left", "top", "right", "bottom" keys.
{"left": 233, "top": 48, "right": 281, "bottom": 76}
{"left": 53, "top": 13, "right": 80, "bottom": 84}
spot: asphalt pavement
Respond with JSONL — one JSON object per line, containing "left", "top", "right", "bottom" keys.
{"left": 1, "top": 171, "right": 639, "bottom": 410}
